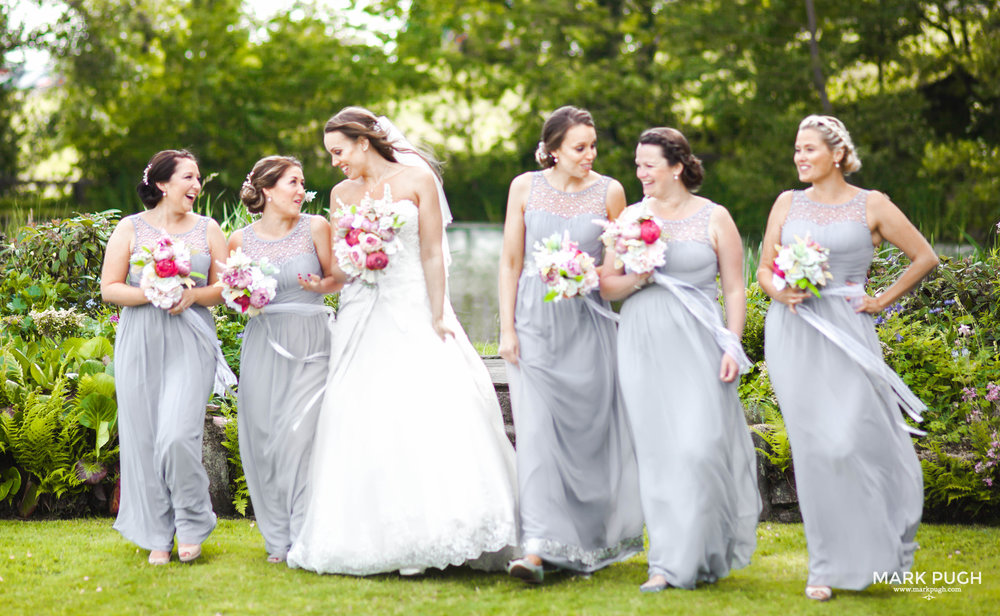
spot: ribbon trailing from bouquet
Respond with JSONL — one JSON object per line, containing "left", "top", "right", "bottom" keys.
{"left": 794, "top": 285, "right": 926, "bottom": 436}
{"left": 649, "top": 272, "right": 752, "bottom": 374}
{"left": 180, "top": 309, "right": 238, "bottom": 397}
{"left": 583, "top": 293, "right": 621, "bottom": 323}
{"left": 257, "top": 303, "right": 335, "bottom": 363}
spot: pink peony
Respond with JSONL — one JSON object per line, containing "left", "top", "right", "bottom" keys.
{"left": 233, "top": 294, "right": 251, "bottom": 312}
{"left": 345, "top": 228, "right": 363, "bottom": 247}
{"left": 772, "top": 261, "right": 786, "bottom": 279}
{"left": 361, "top": 233, "right": 383, "bottom": 253}
{"left": 379, "top": 227, "right": 396, "bottom": 241}
{"left": 338, "top": 214, "right": 355, "bottom": 229}
{"left": 222, "top": 268, "right": 252, "bottom": 289}
{"left": 622, "top": 223, "right": 641, "bottom": 240}
{"left": 366, "top": 250, "right": 389, "bottom": 270}
{"left": 639, "top": 219, "right": 661, "bottom": 245}
{"left": 175, "top": 259, "right": 192, "bottom": 277}
{"left": 249, "top": 288, "right": 270, "bottom": 309}
{"left": 348, "top": 246, "right": 366, "bottom": 269}
{"left": 154, "top": 259, "right": 179, "bottom": 278}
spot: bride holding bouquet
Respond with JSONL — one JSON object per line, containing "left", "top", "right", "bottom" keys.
{"left": 286, "top": 107, "right": 518, "bottom": 575}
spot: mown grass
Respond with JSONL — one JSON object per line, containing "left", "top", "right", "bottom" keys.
{"left": 1, "top": 519, "right": 997, "bottom": 615}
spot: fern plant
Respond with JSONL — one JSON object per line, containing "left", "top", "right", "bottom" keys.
{"left": 219, "top": 399, "right": 250, "bottom": 516}
{"left": 751, "top": 406, "right": 793, "bottom": 474}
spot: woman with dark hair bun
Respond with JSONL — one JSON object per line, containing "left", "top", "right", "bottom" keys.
{"left": 601, "top": 127, "right": 760, "bottom": 592}
{"left": 100, "top": 149, "right": 229, "bottom": 565}
{"left": 499, "top": 106, "right": 643, "bottom": 582}
{"left": 230, "top": 155, "right": 344, "bottom": 563}
{"left": 287, "top": 107, "right": 518, "bottom": 576}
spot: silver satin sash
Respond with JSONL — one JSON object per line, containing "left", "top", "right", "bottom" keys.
{"left": 257, "top": 302, "right": 335, "bottom": 363}
{"left": 794, "top": 285, "right": 926, "bottom": 436}
{"left": 650, "top": 272, "right": 752, "bottom": 374}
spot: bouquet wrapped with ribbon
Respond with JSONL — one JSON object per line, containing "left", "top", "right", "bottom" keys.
{"left": 533, "top": 231, "right": 599, "bottom": 302}
{"left": 594, "top": 200, "right": 668, "bottom": 273}
{"left": 215, "top": 247, "right": 280, "bottom": 316}
{"left": 771, "top": 234, "right": 833, "bottom": 297}
{"left": 130, "top": 235, "right": 204, "bottom": 310}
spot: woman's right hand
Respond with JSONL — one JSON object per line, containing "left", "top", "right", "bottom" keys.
{"left": 499, "top": 330, "right": 520, "bottom": 366}
{"left": 773, "top": 286, "right": 810, "bottom": 314}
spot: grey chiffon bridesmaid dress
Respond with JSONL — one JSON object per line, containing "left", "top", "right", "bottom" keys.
{"left": 764, "top": 189, "right": 923, "bottom": 590}
{"left": 113, "top": 214, "right": 218, "bottom": 552}
{"left": 237, "top": 214, "right": 331, "bottom": 561}
{"left": 617, "top": 202, "right": 760, "bottom": 589}
{"left": 507, "top": 171, "right": 644, "bottom": 572}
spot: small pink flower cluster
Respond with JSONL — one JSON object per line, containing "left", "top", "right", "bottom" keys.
{"left": 215, "top": 247, "right": 279, "bottom": 316}
{"left": 986, "top": 382, "right": 1000, "bottom": 403}
{"left": 594, "top": 200, "right": 668, "bottom": 274}
{"left": 332, "top": 187, "right": 405, "bottom": 285}
{"left": 130, "top": 235, "right": 202, "bottom": 310}
{"left": 973, "top": 430, "right": 1000, "bottom": 488}
{"left": 533, "top": 231, "right": 599, "bottom": 303}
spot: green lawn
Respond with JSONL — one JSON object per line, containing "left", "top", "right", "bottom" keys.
{"left": 1, "top": 519, "right": 997, "bottom": 615}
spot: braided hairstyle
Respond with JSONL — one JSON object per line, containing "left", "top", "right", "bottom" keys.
{"left": 239, "top": 155, "right": 303, "bottom": 214}
{"left": 136, "top": 150, "right": 198, "bottom": 208}
{"left": 798, "top": 115, "right": 862, "bottom": 175}
{"left": 637, "top": 127, "right": 704, "bottom": 191}
{"left": 535, "top": 106, "right": 595, "bottom": 169}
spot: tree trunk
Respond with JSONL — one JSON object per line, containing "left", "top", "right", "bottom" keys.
{"left": 805, "top": 0, "right": 833, "bottom": 114}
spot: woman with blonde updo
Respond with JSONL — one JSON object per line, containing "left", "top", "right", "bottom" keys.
{"left": 500, "top": 106, "right": 643, "bottom": 582}
{"left": 758, "top": 115, "right": 938, "bottom": 601}
{"left": 230, "top": 155, "right": 344, "bottom": 563}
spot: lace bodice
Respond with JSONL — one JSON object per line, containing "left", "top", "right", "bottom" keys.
{"left": 654, "top": 203, "right": 718, "bottom": 297}
{"left": 240, "top": 215, "right": 323, "bottom": 306}
{"left": 242, "top": 215, "right": 317, "bottom": 266}
{"left": 127, "top": 214, "right": 211, "bottom": 288}
{"left": 781, "top": 190, "right": 873, "bottom": 287}
{"left": 525, "top": 172, "right": 610, "bottom": 219}
{"left": 657, "top": 201, "right": 713, "bottom": 245}
{"left": 785, "top": 189, "right": 868, "bottom": 227}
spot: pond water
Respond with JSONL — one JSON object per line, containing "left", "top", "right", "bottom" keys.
{"left": 446, "top": 223, "right": 504, "bottom": 346}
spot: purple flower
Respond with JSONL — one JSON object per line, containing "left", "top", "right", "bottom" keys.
{"left": 962, "top": 387, "right": 978, "bottom": 402}
{"left": 929, "top": 307, "right": 943, "bottom": 314}
{"left": 986, "top": 382, "right": 999, "bottom": 402}
{"left": 109, "top": 314, "right": 120, "bottom": 323}
{"left": 944, "top": 299, "right": 956, "bottom": 306}
{"left": 986, "top": 477, "right": 994, "bottom": 487}
{"left": 895, "top": 333, "right": 903, "bottom": 342}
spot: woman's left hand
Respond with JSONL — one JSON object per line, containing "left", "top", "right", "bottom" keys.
{"left": 433, "top": 317, "right": 455, "bottom": 341}
{"left": 298, "top": 273, "right": 322, "bottom": 292}
{"left": 719, "top": 353, "right": 740, "bottom": 383}
{"left": 851, "top": 293, "right": 883, "bottom": 314}
{"left": 168, "top": 288, "right": 197, "bottom": 315}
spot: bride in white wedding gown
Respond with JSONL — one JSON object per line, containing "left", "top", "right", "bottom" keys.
{"left": 286, "top": 107, "right": 518, "bottom": 575}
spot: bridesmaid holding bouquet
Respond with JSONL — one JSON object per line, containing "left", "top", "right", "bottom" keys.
{"left": 758, "top": 115, "right": 938, "bottom": 601}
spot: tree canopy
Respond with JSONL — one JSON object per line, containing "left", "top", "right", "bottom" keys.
{"left": 2, "top": 0, "right": 998, "bottom": 239}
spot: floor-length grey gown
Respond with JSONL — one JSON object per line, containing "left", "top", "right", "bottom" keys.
{"left": 507, "top": 171, "right": 644, "bottom": 572}
{"left": 618, "top": 202, "right": 760, "bottom": 589}
{"left": 113, "top": 214, "right": 218, "bottom": 552}
{"left": 764, "top": 189, "right": 923, "bottom": 590}
{"left": 237, "top": 215, "right": 330, "bottom": 560}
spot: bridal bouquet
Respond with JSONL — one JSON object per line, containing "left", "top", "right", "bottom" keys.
{"left": 332, "top": 187, "right": 406, "bottom": 285}
{"left": 130, "top": 235, "right": 204, "bottom": 310}
{"left": 771, "top": 234, "right": 833, "bottom": 297}
{"left": 533, "top": 231, "right": 599, "bottom": 302}
{"left": 594, "top": 200, "right": 667, "bottom": 273}
{"left": 214, "top": 247, "right": 279, "bottom": 316}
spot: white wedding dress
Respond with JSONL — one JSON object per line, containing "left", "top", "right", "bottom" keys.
{"left": 286, "top": 196, "right": 519, "bottom": 575}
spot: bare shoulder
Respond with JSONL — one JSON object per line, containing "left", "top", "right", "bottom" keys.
{"left": 331, "top": 178, "right": 364, "bottom": 204}
{"left": 605, "top": 177, "right": 626, "bottom": 199}
{"left": 309, "top": 213, "right": 331, "bottom": 232}
{"left": 864, "top": 188, "right": 895, "bottom": 210}
{"left": 509, "top": 171, "right": 534, "bottom": 191}
{"left": 708, "top": 200, "right": 736, "bottom": 224}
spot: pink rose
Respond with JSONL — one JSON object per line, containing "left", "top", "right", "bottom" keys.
{"left": 566, "top": 258, "right": 583, "bottom": 276}
{"left": 155, "top": 259, "right": 179, "bottom": 278}
{"left": 639, "top": 219, "right": 661, "bottom": 245}
{"left": 365, "top": 250, "right": 389, "bottom": 270}
{"left": 348, "top": 246, "right": 366, "bottom": 269}
{"left": 249, "top": 288, "right": 270, "bottom": 309}
{"left": 345, "top": 228, "right": 363, "bottom": 247}
{"left": 233, "top": 294, "right": 251, "bottom": 313}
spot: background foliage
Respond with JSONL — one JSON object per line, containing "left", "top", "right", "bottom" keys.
{"left": 0, "top": 1, "right": 998, "bottom": 240}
